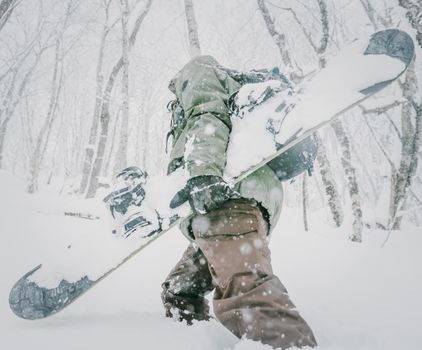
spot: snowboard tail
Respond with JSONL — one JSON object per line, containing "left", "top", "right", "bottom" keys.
{"left": 9, "top": 29, "right": 415, "bottom": 320}
{"left": 9, "top": 265, "right": 94, "bottom": 320}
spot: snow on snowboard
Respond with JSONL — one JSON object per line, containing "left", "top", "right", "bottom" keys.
{"left": 9, "top": 29, "right": 415, "bottom": 320}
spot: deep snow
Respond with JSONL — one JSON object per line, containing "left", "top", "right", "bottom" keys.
{"left": 1, "top": 170, "right": 421, "bottom": 350}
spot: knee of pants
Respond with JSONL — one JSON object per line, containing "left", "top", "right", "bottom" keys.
{"left": 190, "top": 200, "right": 273, "bottom": 287}
{"left": 191, "top": 199, "right": 268, "bottom": 240}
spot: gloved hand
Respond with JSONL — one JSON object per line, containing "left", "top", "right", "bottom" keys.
{"left": 169, "top": 175, "right": 237, "bottom": 214}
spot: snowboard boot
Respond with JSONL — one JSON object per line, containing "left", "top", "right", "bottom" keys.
{"left": 103, "top": 166, "right": 148, "bottom": 219}
{"left": 161, "top": 243, "right": 215, "bottom": 324}
{"left": 191, "top": 199, "right": 317, "bottom": 349}
{"left": 103, "top": 166, "right": 159, "bottom": 237}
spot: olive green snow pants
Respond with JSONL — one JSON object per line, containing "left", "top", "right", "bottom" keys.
{"left": 161, "top": 199, "right": 317, "bottom": 349}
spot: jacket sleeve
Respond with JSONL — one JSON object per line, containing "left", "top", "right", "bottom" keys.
{"left": 170, "top": 55, "right": 241, "bottom": 178}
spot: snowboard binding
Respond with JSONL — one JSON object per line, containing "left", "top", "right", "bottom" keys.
{"left": 103, "top": 166, "right": 157, "bottom": 237}
{"left": 103, "top": 166, "right": 148, "bottom": 218}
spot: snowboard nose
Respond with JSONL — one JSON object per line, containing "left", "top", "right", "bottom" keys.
{"left": 9, "top": 264, "right": 94, "bottom": 320}
{"left": 365, "top": 28, "right": 415, "bottom": 66}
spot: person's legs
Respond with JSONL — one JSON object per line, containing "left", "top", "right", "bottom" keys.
{"left": 191, "top": 199, "right": 317, "bottom": 349}
{"left": 161, "top": 243, "right": 215, "bottom": 324}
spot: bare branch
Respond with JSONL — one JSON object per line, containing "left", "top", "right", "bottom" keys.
{"left": 0, "top": 0, "right": 21, "bottom": 32}
{"left": 129, "top": 0, "right": 153, "bottom": 46}
{"left": 359, "top": 101, "right": 404, "bottom": 140}
{"left": 359, "top": 0, "right": 391, "bottom": 30}
{"left": 363, "top": 114, "right": 396, "bottom": 169}
{"left": 86, "top": 0, "right": 154, "bottom": 198}
{"left": 276, "top": 6, "right": 318, "bottom": 52}
{"left": 360, "top": 100, "right": 405, "bottom": 115}
{"left": 113, "top": 0, "right": 130, "bottom": 174}
{"left": 257, "top": 0, "right": 294, "bottom": 73}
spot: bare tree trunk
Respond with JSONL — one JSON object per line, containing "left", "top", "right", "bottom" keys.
{"left": 257, "top": 0, "right": 344, "bottom": 227}
{"left": 27, "top": 34, "right": 64, "bottom": 193}
{"left": 313, "top": 0, "right": 344, "bottom": 227}
{"left": 272, "top": 0, "right": 328, "bottom": 69}
{"left": 359, "top": 0, "right": 379, "bottom": 30}
{"left": 389, "top": 163, "right": 397, "bottom": 221}
{"left": 0, "top": 124, "right": 7, "bottom": 167}
{"left": 393, "top": 0, "right": 422, "bottom": 228}
{"left": 358, "top": 1, "right": 421, "bottom": 229}
{"left": 315, "top": 0, "right": 329, "bottom": 68}
{"left": 0, "top": 0, "right": 19, "bottom": 32}
{"left": 136, "top": 95, "right": 149, "bottom": 170}
{"left": 332, "top": 120, "right": 363, "bottom": 242}
{"left": 0, "top": 71, "right": 18, "bottom": 168}
{"left": 256, "top": 0, "right": 296, "bottom": 78}
{"left": 113, "top": 0, "right": 130, "bottom": 175}
{"left": 359, "top": 0, "right": 392, "bottom": 30}
{"left": 86, "top": 0, "right": 154, "bottom": 198}
{"left": 302, "top": 172, "right": 309, "bottom": 231}
{"left": 104, "top": 107, "right": 121, "bottom": 176}
{"left": 361, "top": 106, "right": 422, "bottom": 228}
{"left": 363, "top": 65, "right": 422, "bottom": 230}
{"left": 0, "top": 7, "right": 45, "bottom": 86}
{"left": 315, "top": 134, "right": 344, "bottom": 227}
{"left": 317, "top": 0, "right": 363, "bottom": 238}
{"left": 86, "top": 60, "right": 123, "bottom": 198}
{"left": 79, "top": 0, "right": 113, "bottom": 194}
{"left": 184, "top": 0, "right": 201, "bottom": 57}
{"left": 26, "top": 0, "right": 78, "bottom": 193}
{"left": 390, "top": 62, "right": 421, "bottom": 229}
{"left": 0, "top": 46, "right": 47, "bottom": 168}
{"left": 135, "top": 103, "right": 146, "bottom": 168}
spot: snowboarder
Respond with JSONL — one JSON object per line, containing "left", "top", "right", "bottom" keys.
{"left": 161, "top": 55, "right": 317, "bottom": 349}
{"left": 9, "top": 31, "right": 414, "bottom": 337}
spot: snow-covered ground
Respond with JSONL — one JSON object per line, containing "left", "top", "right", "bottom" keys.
{"left": 1, "top": 170, "right": 421, "bottom": 350}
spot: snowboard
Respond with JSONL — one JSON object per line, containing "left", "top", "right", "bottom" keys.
{"left": 9, "top": 29, "right": 415, "bottom": 320}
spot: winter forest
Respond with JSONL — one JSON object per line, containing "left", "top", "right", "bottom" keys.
{"left": 1, "top": 0, "right": 421, "bottom": 235}
{"left": 1, "top": 0, "right": 422, "bottom": 349}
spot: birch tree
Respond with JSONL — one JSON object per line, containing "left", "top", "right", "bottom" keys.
{"left": 315, "top": 135, "right": 344, "bottom": 227}
{"left": 27, "top": 2, "right": 75, "bottom": 193}
{"left": 288, "top": 1, "right": 345, "bottom": 227}
{"left": 359, "top": 0, "right": 421, "bottom": 229}
{"left": 390, "top": 62, "right": 421, "bottom": 229}
{"left": 398, "top": 0, "right": 422, "bottom": 48}
{"left": 315, "top": 1, "right": 365, "bottom": 240}
{"left": 113, "top": 0, "right": 131, "bottom": 175}
{"left": 0, "top": 51, "right": 47, "bottom": 169}
{"left": 184, "top": 0, "right": 201, "bottom": 57}
{"left": 0, "top": 5, "right": 48, "bottom": 169}
{"left": 256, "top": 0, "right": 298, "bottom": 81}
{"left": 302, "top": 172, "right": 309, "bottom": 231}
{"left": 312, "top": 0, "right": 363, "bottom": 237}
{"left": 393, "top": 0, "right": 422, "bottom": 228}
{"left": 79, "top": 0, "right": 115, "bottom": 194}
{"left": 332, "top": 122, "right": 363, "bottom": 241}
{"left": 256, "top": 0, "right": 345, "bottom": 228}
{"left": 86, "top": 0, "right": 154, "bottom": 198}
{"left": 311, "top": 0, "right": 348, "bottom": 229}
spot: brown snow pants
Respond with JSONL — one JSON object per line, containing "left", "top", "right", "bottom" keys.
{"left": 161, "top": 199, "right": 317, "bottom": 349}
